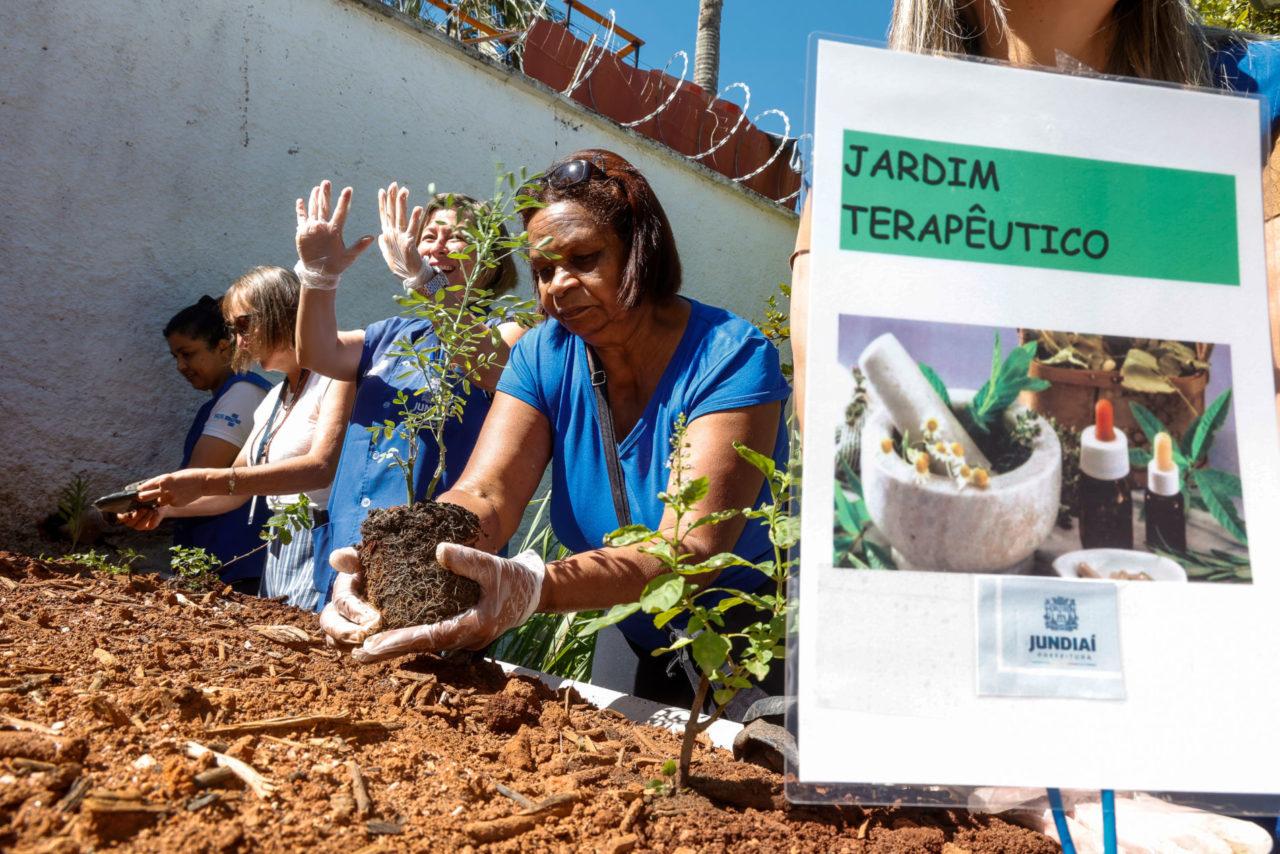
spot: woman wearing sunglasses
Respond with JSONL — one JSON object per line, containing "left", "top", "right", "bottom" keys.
{"left": 320, "top": 149, "right": 791, "bottom": 708}
{"left": 291, "top": 181, "right": 524, "bottom": 610}
{"left": 120, "top": 266, "right": 355, "bottom": 609}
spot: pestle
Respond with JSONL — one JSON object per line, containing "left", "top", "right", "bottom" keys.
{"left": 858, "top": 332, "right": 992, "bottom": 469}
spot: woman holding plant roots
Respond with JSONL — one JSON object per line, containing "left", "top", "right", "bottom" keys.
{"left": 158, "top": 296, "right": 273, "bottom": 592}
{"left": 788, "top": 0, "right": 1280, "bottom": 427}
{"left": 120, "top": 267, "right": 355, "bottom": 609}
{"left": 293, "top": 181, "right": 523, "bottom": 610}
{"left": 320, "top": 149, "right": 791, "bottom": 708}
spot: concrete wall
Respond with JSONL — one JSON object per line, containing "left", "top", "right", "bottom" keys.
{"left": 0, "top": 0, "right": 796, "bottom": 548}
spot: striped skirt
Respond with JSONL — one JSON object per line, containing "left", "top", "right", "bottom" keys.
{"left": 261, "top": 522, "right": 322, "bottom": 611}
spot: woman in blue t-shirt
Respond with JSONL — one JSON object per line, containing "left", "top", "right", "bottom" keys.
{"left": 790, "top": 0, "right": 1280, "bottom": 424}
{"left": 161, "top": 296, "right": 271, "bottom": 592}
{"left": 319, "top": 150, "right": 792, "bottom": 707}
{"left": 292, "top": 181, "right": 524, "bottom": 610}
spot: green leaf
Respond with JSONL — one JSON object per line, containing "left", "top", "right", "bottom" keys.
{"left": 1129, "top": 448, "right": 1153, "bottom": 469}
{"left": 1192, "top": 469, "right": 1247, "bottom": 545}
{"left": 660, "top": 759, "right": 677, "bottom": 777}
{"left": 687, "top": 509, "right": 740, "bottom": 532}
{"left": 653, "top": 606, "right": 684, "bottom": 629}
{"left": 713, "top": 688, "right": 737, "bottom": 707}
{"left": 1127, "top": 401, "right": 1168, "bottom": 446}
{"left": 733, "top": 442, "right": 776, "bottom": 478}
{"left": 579, "top": 603, "right": 641, "bottom": 634}
{"left": 701, "top": 552, "right": 751, "bottom": 571}
{"left": 834, "top": 488, "right": 868, "bottom": 535}
{"left": 691, "top": 630, "right": 731, "bottom": 675}
{"left": 678, "top": 476, "right": 710, "bottom": 507}
{"left": 1188, "top": 389, "right": 1232, "bottom": 464}
{"left": 639, "top": 575, "right": 685, "bottom": 613}
{"left": 769, "top": 515, "right": 801, "bottom": 549}
{"left": 918, "top": 363, "right": 951, "bottom": 407}
{"left": 605, "top": 524, "right": 656, "bottom": 547}
{"left": 653, "top": 635, "right": 694, "bottom": 654}
{"left": 1193, "top": 467, "right": 1242, "bottom": 499}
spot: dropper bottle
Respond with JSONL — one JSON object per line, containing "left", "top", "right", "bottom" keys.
{"left": 1078, "top": 399, "right": 1134, "bottom": 550}
{"left": 1144, "top": 432, "right": 1186, "bottom": 551}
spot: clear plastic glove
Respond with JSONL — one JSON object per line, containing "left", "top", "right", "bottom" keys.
{"left": 294, "top": 180, "right": 375, "bottom": 288}
{"left": 376, "top": 182, "right": 426, "bottom": 280}
{"left": 318, "top": 547, "right": 383, "bottom": 645}
{"left": 344, "top": 543, "right": 545, "bottom": 663}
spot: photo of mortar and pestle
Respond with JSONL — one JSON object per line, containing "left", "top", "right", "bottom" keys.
{"left": 833, "top": 319, "right": 1250, "bottom": 583}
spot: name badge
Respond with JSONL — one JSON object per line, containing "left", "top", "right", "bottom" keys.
{"left": 975, "top": 576, "right": 1125, "bottom": 700}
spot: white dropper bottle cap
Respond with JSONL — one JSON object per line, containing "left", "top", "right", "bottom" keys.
{"left": 1080, "top": 399, "right": 1130, "bottom": 481}
{"left": 1147, "top": 432, "right": 1180, "bottom": 497}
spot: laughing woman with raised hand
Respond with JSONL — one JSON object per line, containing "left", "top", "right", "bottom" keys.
{"left": 120, "top": 267, "right": 355, "bottom": 609}
{"left": 292, "top": 181, "right": 523, "bottom": 610}
{"left": 318, "top": 149, "right": 792, "bottom": 709}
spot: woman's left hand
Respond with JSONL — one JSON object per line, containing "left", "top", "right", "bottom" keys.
{"left": 295, "top": 180, "right": 375, "bottom": 278}
{"left": 135, "top": 471, "right": 205, "bottom": 508}
{"left": 351, "top": 543, "right": 546, "bottom": 663}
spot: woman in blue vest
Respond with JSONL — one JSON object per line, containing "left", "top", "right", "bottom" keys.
{"left": 318, "top": 150, "right": 791, "bottom": 708}
{"left": 292, "top": 181, "right": 523, "bottom": 610}
{"left": 162, "top": 296, "right": 271, "bottom": 592}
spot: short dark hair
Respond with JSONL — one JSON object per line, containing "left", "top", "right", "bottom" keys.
{"left": 522, "top": 148, "right": 681, "bottom": 309}
{"left": 164, "top": 295, "right": 230, "bottom": 348}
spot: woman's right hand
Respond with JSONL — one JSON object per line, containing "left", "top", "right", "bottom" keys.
{"left": 319, "top": 547, "right": 383, "bottom": 644}
{"left": 376, "top": 182, "right": 427, "bottom": 281}
{"left": 295, "top": 180, "right": 374, "bottom": 279}
{"left": 117, "top": 505, "right": 166, "bottom": 531}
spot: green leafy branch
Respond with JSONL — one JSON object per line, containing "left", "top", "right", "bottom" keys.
{"left": 966, "top": 334, "right": 1050, "bottom": 433}
{"left": 373, "top": 171, "right": 543, "bottom": 504}
{"left": 581, "top": 414, "right": 795, "bottom": 789}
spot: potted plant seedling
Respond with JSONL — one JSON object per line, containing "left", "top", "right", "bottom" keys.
{"left": 358, "top": 172, "right": 541, "bottom": 632}
{"left": 582, "top": 415, "right": 796, "bottom": 789}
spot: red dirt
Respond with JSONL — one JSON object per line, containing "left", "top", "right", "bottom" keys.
{"left": 0, "top": 550, "right": 1059, "bottom": 853}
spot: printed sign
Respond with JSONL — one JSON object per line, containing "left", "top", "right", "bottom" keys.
{"left": 796, "top": 39, "right": 1280, "bottom": 797}
{"left": 975, "top": 577, "right": 1124, "bottom": 700}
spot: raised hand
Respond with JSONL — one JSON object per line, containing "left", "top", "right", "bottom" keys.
{"left": 376, "top": 182, "right": 427, "bottom": 281}
{"left": 294, "top": 180, "right": 375, "bottom": 280}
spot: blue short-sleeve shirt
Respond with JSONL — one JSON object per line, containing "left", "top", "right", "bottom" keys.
{"left": 320, "top": 316, "right": 493, "bottom": 596}
{"left": 1212, "top": 37, "right": 1280, "bottom": 137}
{"left": 496, "top": 297, "right": 791, "bottom": 650}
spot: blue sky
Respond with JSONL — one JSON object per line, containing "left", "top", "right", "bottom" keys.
{"left": 575, "top": 1, "right": 893, "bottom": 134}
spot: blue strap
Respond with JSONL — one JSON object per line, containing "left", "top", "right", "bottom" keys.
{"left": 1101, "top": 789, "right": 1118, "bottom": 854}
{"left": 1047, "top": 788, "right": 1077, "bottom": 854}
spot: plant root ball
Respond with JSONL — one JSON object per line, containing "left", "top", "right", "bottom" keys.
{"left": 359, "top": 501, "right": 482, "bottom": 633}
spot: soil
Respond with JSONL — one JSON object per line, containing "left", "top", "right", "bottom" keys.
{"left": 0, "top": 550, "right": 1059, "bottom": 853}
{"left": 359, "top": 502, "right": 482, "bottom": 631}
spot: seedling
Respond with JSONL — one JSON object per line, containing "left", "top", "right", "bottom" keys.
{"left": 65, "top": 548, "right": 145, "bottom": 576}
{"left": 360, "top": 170, "right": 543, "bottom": 632}
{"left": 583, "top": 415, "right": 796, "bottom": 788}
{"left": 56, "top": 473, "right": 92, "bottom": 550}
{"left": 170, "top": 545, "right": 222, "bottom": 591}
{"left": 645, "top": 759, "right": 678, "bottom": 795}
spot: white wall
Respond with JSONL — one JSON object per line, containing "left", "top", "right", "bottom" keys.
{"left": 0, "top": 0, "right": 796, "bottom": 547}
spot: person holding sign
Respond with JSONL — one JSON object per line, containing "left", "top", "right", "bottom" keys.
{"left": 318, "top": 150, "right": 790, "bottom": 708}
{"left": 790, "top": 0, "right": 1280, "bottom": 426}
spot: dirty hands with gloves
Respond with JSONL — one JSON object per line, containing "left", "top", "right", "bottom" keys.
{"left": 319, "top": 543, "right": 546, "bottom": 663}
{"left": 294, "top": 180, "right": 375, "bottom": 289}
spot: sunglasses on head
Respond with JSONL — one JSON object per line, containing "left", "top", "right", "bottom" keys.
{"left": 228, "top": 313, "right": 255, "bottom": 336}
{"left": 543, "top": 157, "right": 608, "bottom": 190}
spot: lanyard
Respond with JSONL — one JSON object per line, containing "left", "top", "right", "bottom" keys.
{"left": 584, "top": 345, "right": 632, "bottom": 527}
{"left": 253, "top": 370, "right": 309, "bottom": 466}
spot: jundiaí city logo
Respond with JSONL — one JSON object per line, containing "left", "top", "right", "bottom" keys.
{"left": 1027, "top": 595, "right": 1097, "bottom": 658}
{"left": 1043, "top": 596, "right": 1079, "bottom": 632}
